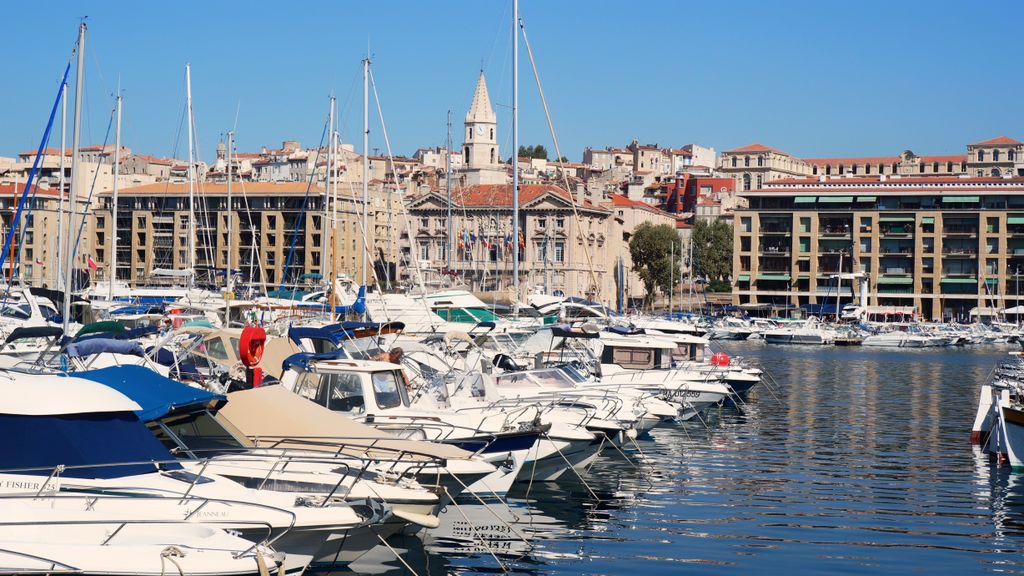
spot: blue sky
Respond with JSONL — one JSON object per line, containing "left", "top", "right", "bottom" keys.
{"left": 4, "top": 1, "right": 1022, "bottom": 162}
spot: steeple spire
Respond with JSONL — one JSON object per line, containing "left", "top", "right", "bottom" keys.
{"left": 466, "top": 71, "right": 496, "bottom": 124}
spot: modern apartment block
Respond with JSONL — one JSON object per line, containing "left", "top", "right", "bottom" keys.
{"left": 733, "top": 175, "right": 1024, "bottom": 321}
{"left": 94, "top": 182, "right": 402, "bottom": 289}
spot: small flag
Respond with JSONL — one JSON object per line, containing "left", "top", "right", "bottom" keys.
{"left": 87, "top": 256, "right": 98, "bottom": 271}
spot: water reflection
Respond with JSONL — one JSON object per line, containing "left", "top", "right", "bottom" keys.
{"left": 320, "top": 344, "right": 1024, "bottom": 575}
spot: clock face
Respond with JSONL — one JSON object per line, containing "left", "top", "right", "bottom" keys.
{"left": 476, "top": 125, "right": 487, "bottom": 137}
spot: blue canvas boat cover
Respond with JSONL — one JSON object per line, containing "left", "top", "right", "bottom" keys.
{"left": 65, "top": 338, "right": 144, "bottom": 358}
{"left": 72, "top": 365, "right": 225, "bottom": 422}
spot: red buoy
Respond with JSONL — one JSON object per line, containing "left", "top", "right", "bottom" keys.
{"left": 710, "top": 352, "right": 730, "bottom": 367}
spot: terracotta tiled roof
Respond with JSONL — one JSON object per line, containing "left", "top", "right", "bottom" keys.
{"left": 130, "top": 154, "right": 174, "bottom": 166}
{"left": 972, "top": 136, "right": 1021, "bottom": 146}
{"left": 767, "top": 176, "right": 1018, "bottom": 185}
{"left": 17, "top": 147, "right": 72, "bottom": 157}
{"left": 0, "top": 183, "right": 59, "bottom": 197}
{"left": 607, "top": 193, "right": 672, "bottom": 215}
{"left": 727, "top": 143, "right": 788, "bottom": 155}
{"left": 676, "top": 220, "right": 692, "bottom": 228}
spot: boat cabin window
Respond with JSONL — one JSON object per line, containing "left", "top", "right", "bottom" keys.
{"left": 674, "top": 343, "right": 703, "bottom": 362}
{"left": 0, "top": 304, "right": 31, "bottom": 320}
{"left": 371, "top": 370, "right": 406, "bottom": 409}
{"left": 603, "top": 346, "right": 655, "bottom": 369}
{"left": 340, "top": 338, "right": 382, "bottom": 360}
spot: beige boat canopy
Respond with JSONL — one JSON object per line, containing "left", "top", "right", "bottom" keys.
{"left": 218, "top": 385, "right": 473, "bottom": 461}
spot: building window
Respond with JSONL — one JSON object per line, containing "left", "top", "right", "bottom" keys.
{"left": 555, "top": 217, "right": 565, "bottom": 228}
{"left": 489, "top": 128, "right": 494, "bottom": 140}
{"left": 731, "top": 157, "right": 737, "bottom": 168}
{"left": 947, "top": 162, "right": 953, "bottom": 172}
{"left": 865, "top": 164, "right": 871, "bottom": 174}
{"left": 755, "top": 175, "right": 762, "bottom": 188}
{"left": 467, "top": 127, "right": 472, "bottom": 140}
{"left": 419, "top": 241, "right": 429, "bottom": 261}
{"left": 979, "top": 150, "right": 986, "bottom": 162}
{"left": 919, "top": 163, "right": 924, "bottom": 173}
{"left": 554, "top": 240, "right": 565, "bottom": 262}
{"left": 994, "top": 149, "right": 1001, "bottom": 161}
{"left": 744, "top": 156, "right": 750, "bottom": 167}
{"left": 839, "top": 164, "right": 845, "bottom": 175}
{"left": 535, "top": 241, "right": 547, "bottom": 262}
{"left": 742, "top": 174, "right": 751, "bottom": 190}
{"left": 420, "top": 218, "right": 429, "bottom": 228}
{"left": 537, "top": 217, "right": 546, "bottom": 229}
{"left": 851, "top": 165, "right": 858, "bottom": 175}
{"left": 490, "top": 148, "right": 495, "bottom": 164}
{"left": 757, "top": 156, "right": 764, "bottom": 167}
{"left": 1010, "top": 150, "right": 1017, "bottom": 161}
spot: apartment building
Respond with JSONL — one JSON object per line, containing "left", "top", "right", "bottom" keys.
{"left": 94, "top": 182, "right": 401, "bottom": 290}
{"left": 733, "top": 175, "right": 1024, "bottom": 321}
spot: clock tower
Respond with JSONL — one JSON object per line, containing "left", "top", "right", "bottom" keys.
{"left": 462, "top": 71, "right": 505, "bottom": 184}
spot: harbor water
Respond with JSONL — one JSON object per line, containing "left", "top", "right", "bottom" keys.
{"left": 336, "top": 342, "right": 1024, "bottom": 575}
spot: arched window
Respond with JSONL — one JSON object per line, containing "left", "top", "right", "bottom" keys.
{"left": 865, "top": 164, "right": 872, "bottom": 174}
{"left": 731, "top": 157, "right": 737, "bottom": 168}
{"left": 994, "top": 149, "right": 1001, "bottom": 161}
{"left": 992, "top": 168, "right": 1002, "bottom": 177}
{"left": 744, "top": 156, "right": 750, "bottom": 167}
{"left": 464, "top": 146, "right": 470, "bottom": 164}
{"left": 757, "top": 156, "right": 764, "bottom": 167}
{"left": 490, "top": 148, "right": 495, "bottom": 164}
{"left": 467, "top": 127, "right": 472, "bottom": 141}
{"left": 756, "top": 174, "right": 763, "bottom": 188}
{"left": 825, "top": 165, "right": 832, "bottom": 175}
{"left": 979, "top": 150, "right": 986, "bottom": 161}
{"left": 946, "top": 162, "right": 953, "bottom": 172}
{"left": 838, "top": 164, "right": 845, "bottom": 175}
{"left": 742, "top": 173, "right": 751, "bottom": 190}
{"left": 812, "top": 166, "right": 818, "bottom": 175}
{"left": 1010, "top": 150, "right": 1017, "bottom": 161}
{"left": 489, "top": 128, "right": 494, "bottom": 140}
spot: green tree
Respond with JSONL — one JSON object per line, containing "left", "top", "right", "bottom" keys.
{"left": 517, "top": 144, "right": 549, "bottom": 160}
{"left": 691, "top": 219, "right": 733, "bottom": 290}
{"left": 628, "top": 222, "right": 682, "bottom": 305}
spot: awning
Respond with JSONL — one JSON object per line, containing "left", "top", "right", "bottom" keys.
{"left": 818, "top": 196, "right": 853, "bottom": 203}
{"left": 876, "top": 277, "right": 914, "bottom": 285}
{"left": 921, "top": 217, "right": 935, "bottom": 224}
{"left": 879, "top": 216, "right": 915, "bottom": 223}
{"left": 940, "top": 278, "right": 977, "bottom": 284}
{"left": 757, "top": 274, "right": 791, "bottom": 281}
{"left": 985, "top": 278, "right": 998, "bottom": 284}
{"left": 794, "top": 196, "right": 816, "bottom": 203}
{"left": 737, "top": 274, "right": 750, "bottom": 282}
{"left": 856, "top": 196, "right": 877, "bottom": 202}
{"left": 72, "top": 365, "right": 225, "bottom": 422}
{"left": 1009, "top": 216, "right": 1024, "bottom": 224}
{"left": 942, "top": 196, "right": 980, "bottom": 203}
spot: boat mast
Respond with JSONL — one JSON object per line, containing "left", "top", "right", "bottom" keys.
{"left": 185, "top": 63, "right": 196, "bottom": 286}
{"left": 835, "top": 251, "right": 843, "bottom": 323}
{"left": 669, "top": 238, "right": 674, "bottom": 316}
{"left": 324, "top": 96, "right": 334, "bottom": 310}
{"left": 447, "top": 110, "right": 453, "bottom": 275}
{"left": 56, "top": 81, "right": 67, "bottom": 290}
{"left": 511, "top": 0, "right": 520, "bottom": 313}
{"left": 361, "top": 57, "right": 370, "bottom": 292}
{"left": 108, "top": 90, "right": 121, "bottom": 301}
{"left": 62, "top": 22, "right": 85, "bottom": 336}
{"left": 225, "top": 130, "right": 233, "bottom": 294}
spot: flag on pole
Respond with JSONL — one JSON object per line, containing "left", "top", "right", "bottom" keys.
{"left": 87, "top": 255, "right": 98, "bottom": 271}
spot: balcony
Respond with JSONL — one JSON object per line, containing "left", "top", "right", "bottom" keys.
{"left": 760, "top": 226, "right": 792, "bottom": 235}
{"left": 942, "top": 248, "right": 978, "bottom": 257}
{"left": 878, "top": 247, "right": 913, "bottom": 256}
{"left": 882, "top": 267, "right": 911, "bottom": 275}
{"left": 943, "top": 225, "right": 978, "bottom": 236}
{"left": 879, "top": 226, "right": 913, "bottom": 237}
{"left": 1008, "top": 225, "right": 1024, "bottom": 237}
{"left": 759, "top": 246, "right": 791, "bottom": 256}
{"left": 819, "top": 225, "right": 851, "bottom": 238}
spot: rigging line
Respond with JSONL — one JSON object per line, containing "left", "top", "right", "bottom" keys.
{"left": 0, "top": 62, "right": 71, "bottom": 293}
{"left": 519, "top": 17, "right": 602, "bottom": 301}
{"left": 236, "top": 179, "right": 268, "bottom": 297}
{"left": 279, "top": 116, "right": 329, "bottom": 292}
{"left": 367, "top": 67, "right": 416, "bottom": 293}
{"left": 71, "top": 104, "right": 116, "bottom": 283}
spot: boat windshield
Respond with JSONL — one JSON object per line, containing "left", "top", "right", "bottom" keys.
{"left": 0, "top": 411, "right": 180, "bottom": 478}
{"left": 151, "top": 410, "right": 251, "bottom": 457}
